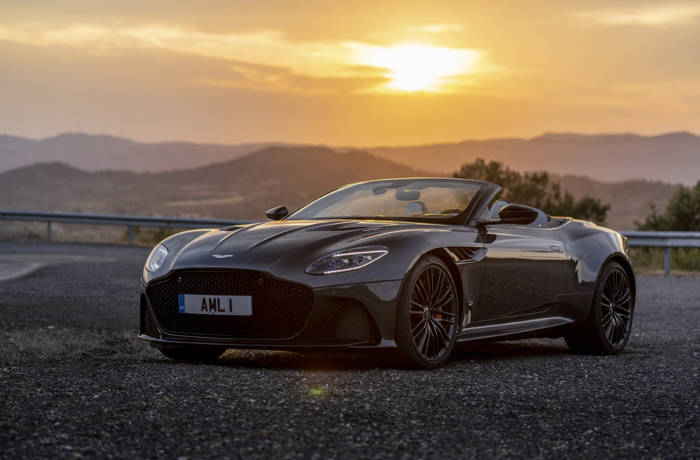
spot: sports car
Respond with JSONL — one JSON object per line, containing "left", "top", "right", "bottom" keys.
{"left": 139, "top": 178, "right": 635, "bottom": 368}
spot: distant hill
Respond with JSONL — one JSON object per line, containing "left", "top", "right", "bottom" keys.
{"left": 0, "top": 146, "right": 680, "bottom": 229}
{"left": 556, "top": 175, "right": 680, "bottom": 229}
{"left": 367, "top": 132, "right": 700, "bottom": 185}
{"left": 0, "top": 133, "right": 290, "bottom": 173}
{"left": 1, "top": 131, "right": 698, "bottom": 185}
{"left": 0, "top": 147, "right": 427, "bottom": 220}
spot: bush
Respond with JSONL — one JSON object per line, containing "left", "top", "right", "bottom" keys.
{"left": 629, "top": 247, "right": 700, "bottom": 272}
{"left": 120, "top": 226, "right": 178, "bottom": 246}
{"left": 637, "top": 180, "right": 700, "bottom": 231}
{"left": 453, "top": 158, "right": 610, "bottom": 224}
{"left": 634, "top": 180, "right": 700, "bottom": 273}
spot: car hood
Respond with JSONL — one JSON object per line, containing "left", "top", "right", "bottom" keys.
{"left": 166, "top": 219, "right": 435, "bottom": 276}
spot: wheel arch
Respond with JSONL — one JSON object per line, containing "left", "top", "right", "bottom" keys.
{"left": 428, "top": 248, "right": 465, "bottom": 327}
{"left": 570, "top": 251, "right": 636, "bottom": 325}
{"left": 393, "top": 247, "right": 464, "bottom": 368}
{"left": 401, "top": 246, "right": 469, "bottom": 331}
{"left": 565, "top": 251, "right": 636, "bottom": 354}
{"left": 604, "top": 253, "right": 636, "bottom": 302}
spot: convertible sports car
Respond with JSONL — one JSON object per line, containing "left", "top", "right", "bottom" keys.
{"left": 139, "top": 178, "right": 635, "bottom": 368}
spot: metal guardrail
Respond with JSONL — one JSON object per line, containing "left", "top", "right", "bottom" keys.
{"left": 1, "top": 211, "right": 697, "bottom": 275}
{"left": 622, "top": 231, "right": 700, "bottom": 276}
{"left": 0, "top": 210, "right": 253, "bottom": 245}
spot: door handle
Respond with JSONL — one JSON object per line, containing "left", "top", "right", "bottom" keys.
{"left": 549, "top": 245, "right": 562, "bottom": 252}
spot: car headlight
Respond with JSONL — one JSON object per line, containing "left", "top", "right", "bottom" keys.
{"left": 306, "top": 247, "right": 388, "bottom": 275}
{"left": 145, "top": 244, "right": 169, "bottom": 272}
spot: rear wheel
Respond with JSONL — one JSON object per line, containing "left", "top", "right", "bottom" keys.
{"left": 395, "top": 255, "right": 459, "bottom": 369}
{"left": 159, "top": 347, "right": 226, "bottom": 363}
{"left": 566, "top": 261, "right": 634, "bottom": 354}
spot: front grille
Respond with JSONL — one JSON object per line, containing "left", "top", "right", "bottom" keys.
{"left": 146, "top": 270, "right": 314, "bottom": 339}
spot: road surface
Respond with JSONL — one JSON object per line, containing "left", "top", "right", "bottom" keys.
{"left": 0, "top": 242, "right": 698, "bottom": 458}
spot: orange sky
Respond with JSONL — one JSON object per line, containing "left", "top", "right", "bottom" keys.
{"left": 1, "top": 0, "right": 699, "bottom": 145}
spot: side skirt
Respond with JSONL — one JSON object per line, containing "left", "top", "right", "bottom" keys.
{"left": 457, "top": 316, "right": 574, "bottom": 343}
{"left": 139, "top": 334, "right": 399, "bottom": 350}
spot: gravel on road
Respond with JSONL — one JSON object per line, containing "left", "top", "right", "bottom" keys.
{"left": 0, "top": 242, "right": 698, "bottom": 459}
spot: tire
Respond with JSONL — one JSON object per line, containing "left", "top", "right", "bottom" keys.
{"left": 565, "top": 261, "right": 634, "bottom": 354}
{"left": 395, "top": 255, "right": 459, "bottom": 369}
{"left": 159, "top": 347, "right": 226, "bottom": 363}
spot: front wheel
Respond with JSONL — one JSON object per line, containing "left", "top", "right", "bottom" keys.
{"left": 395, "top": 255, "right": 459, "bottom": 369}
{"left": 159, "top": 347, "right": 226, "bottom": 363}
{"left": 566, "top": 261, "right": 634, "bottom": 354}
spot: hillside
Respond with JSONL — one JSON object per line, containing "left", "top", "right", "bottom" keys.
{"left": 556, "top": 175, "right": 680, "bottom": 229}
{"left": 0, "top": 147, "right": 427, "bottom": 220}
{"left": 368, "top": 132, "right": 700, "bottom": 185}
{"left": 2, "top": 132, "right": 699, "bottom": 185}
{"left": 0, "top": 146, "right": 680, "bottom": 229}
{"left": 0, "top": 133, "right": 288, "bottom": 173}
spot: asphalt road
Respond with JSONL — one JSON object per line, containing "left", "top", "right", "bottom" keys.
{"left": 1, "top": 241, "right": 698, "bottom": 459}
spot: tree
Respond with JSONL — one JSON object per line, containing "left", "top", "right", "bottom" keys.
{"left": 636, "top": 180, "right": 700, "bottom": 231}
{"left": 453, "top": 158, "right": 610, "bottom": 224}
{"left": 547, "top": 195, "right": 609, "bottom": 226}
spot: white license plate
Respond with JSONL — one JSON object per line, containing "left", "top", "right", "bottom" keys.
{"left": 178, "top": 294, "right": 252, "bottom": 316}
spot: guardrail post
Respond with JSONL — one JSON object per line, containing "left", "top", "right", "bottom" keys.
{"left": 47, "top": 221, "right": 52, "bottom": 240}
{"left": 127, "top": 225, "right": 134, "bottom": 245}
{"left": 664, "top": 247, "right": 671, "bottom": 277}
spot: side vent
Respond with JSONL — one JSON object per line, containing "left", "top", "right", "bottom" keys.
{"left": 448, "top": 247, "right": 484, "bottom": 263}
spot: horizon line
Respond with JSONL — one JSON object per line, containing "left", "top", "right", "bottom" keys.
{"left": 1, "top": 129, "right": 698, "bottom": 149}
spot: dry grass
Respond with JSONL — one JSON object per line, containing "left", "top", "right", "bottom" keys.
{"left": 633, "top": 267, "right": 700, "bottom": 277}
{"left": 629, "top": 247, "right": 700, "bottom": 274}
{"left": 0, "top": 221, "right": 177, "bottom": 247}
{"left": 0, "top": 326, "right": 160, "bottom": 363}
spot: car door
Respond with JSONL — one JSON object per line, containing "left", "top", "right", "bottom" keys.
{"left": 478, "top": 224, "right": 567, "bottom": 320}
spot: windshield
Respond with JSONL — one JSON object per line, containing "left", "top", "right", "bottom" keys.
{"left": 287, "top": 179, "right": 482, "bottom": 222}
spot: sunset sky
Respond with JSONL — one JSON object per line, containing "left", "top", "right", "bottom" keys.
{"left": 2, "top": 0, "right": 699, "bottom": 145}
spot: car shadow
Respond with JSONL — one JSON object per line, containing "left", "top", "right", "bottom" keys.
{"left": 451, "top": 339, "right": 570, "bottom": 363}
{"left": 163, "top": 338, "right": 572, "bottom": 371}
{"left": 215, "top": 349, "right": 394, "bottom": 370}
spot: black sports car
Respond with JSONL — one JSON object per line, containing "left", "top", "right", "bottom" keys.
{"left": 139, "top": 178, "right": 635, "bottom": 368}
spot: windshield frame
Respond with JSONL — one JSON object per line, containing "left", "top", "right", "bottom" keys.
{"left": 286, "top": 178, "right": 498, "bottom": 225}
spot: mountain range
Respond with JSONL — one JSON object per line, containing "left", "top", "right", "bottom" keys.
{"left": 0, "top": 147, "right": 422, "bottom": 219}
{"left": 1, "top": 131, "right": 698, "bottom": 184}
{"left": 0, "top": 133, "right": 285, "bottom": 173}
{"left": 368, "top": 132, "right": 700, "bottom": 185}
{"left": 0, "top": 146, "right": 680, "bottom": 230}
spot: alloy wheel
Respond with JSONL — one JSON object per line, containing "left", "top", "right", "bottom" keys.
{"left": 600, "top": 268, "right": 633, "bottom": 346}
{"left": 408, "top": 265, "right": 458, "bottom": 361}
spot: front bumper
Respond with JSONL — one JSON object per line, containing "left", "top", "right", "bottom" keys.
{"left": 139, "top": 274, "right": 403, "bottom": 350}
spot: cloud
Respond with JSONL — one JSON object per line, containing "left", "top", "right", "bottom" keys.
{"left": 200, "top": 61, "right": 389, "bottom": 94}
{"left": 0, "top": 24, "right": 349, "bottom": 77}
{"left": 0, "top": 22, "right": 490, "bottom": 94}
{"left": 576, "top": 3, "right": 700, "bottom": 27}
{"left": 407, "top": 24, "right": 465, "bottom": 34}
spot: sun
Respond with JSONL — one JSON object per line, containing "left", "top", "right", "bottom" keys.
{"left": 363, "top": 44, "right": 480, "bottom": 92}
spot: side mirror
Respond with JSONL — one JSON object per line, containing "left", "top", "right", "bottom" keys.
{"left": 476, "top": 203, "right": 539, "bottom": 226}
{"left": 265, "top": 205, "right": 288, "bottom": 220}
